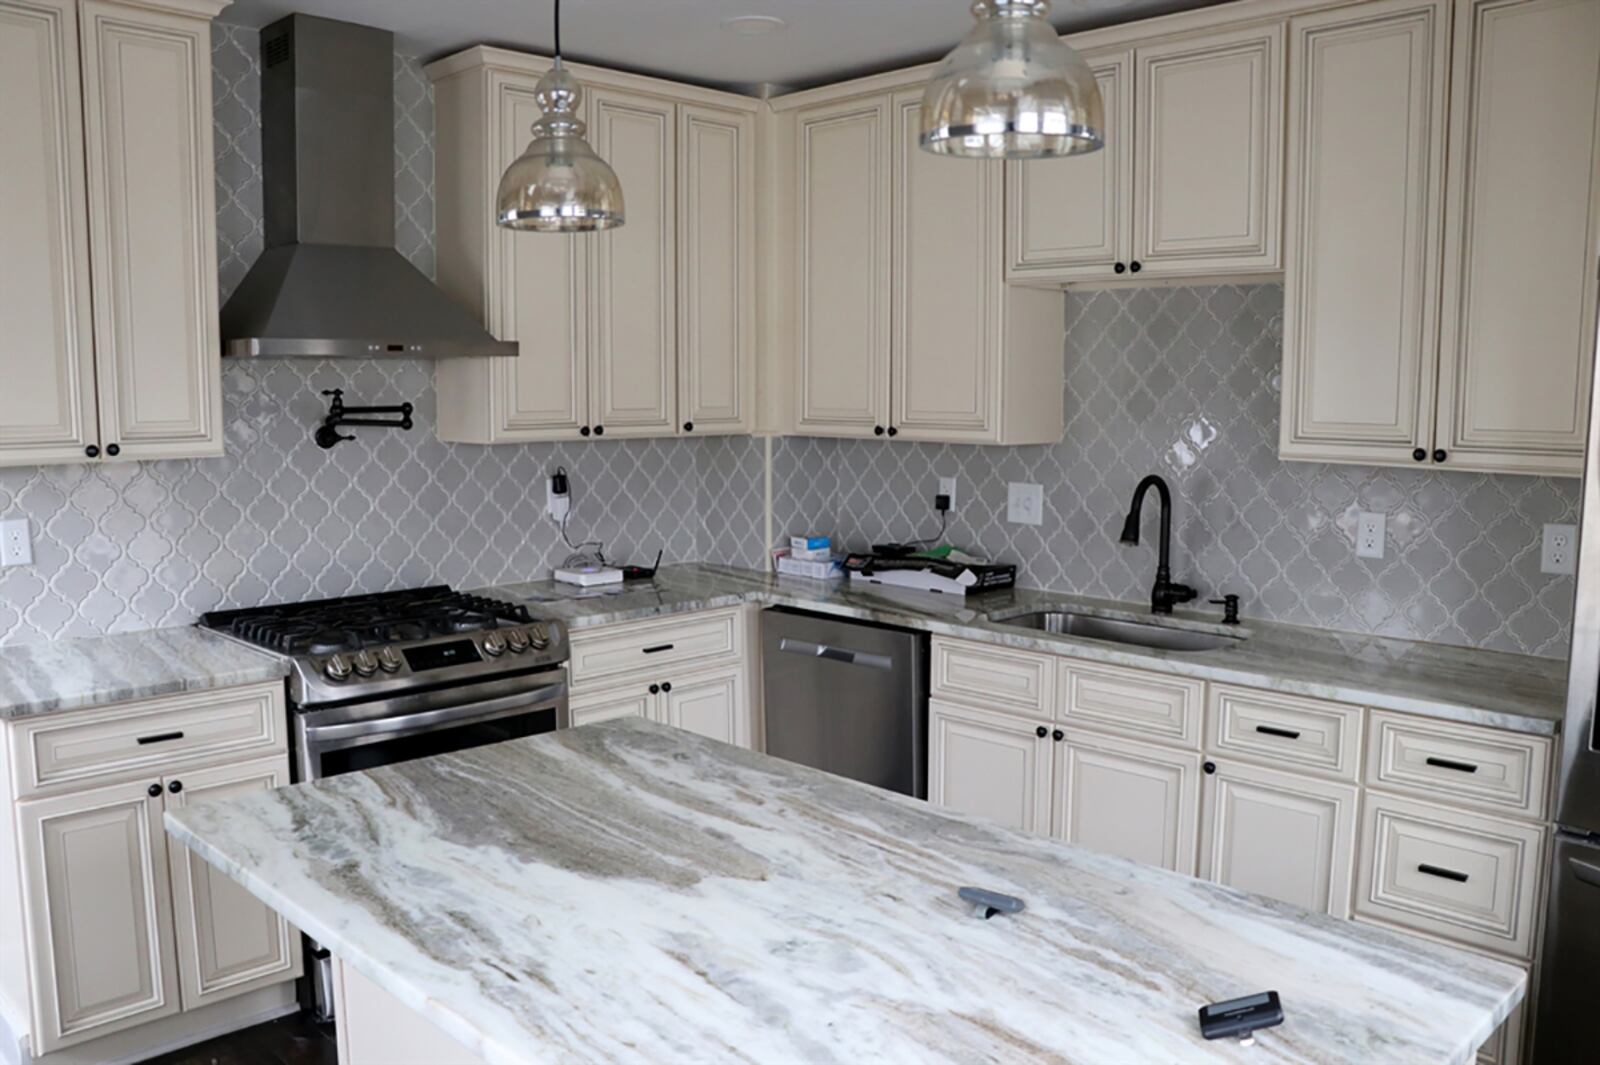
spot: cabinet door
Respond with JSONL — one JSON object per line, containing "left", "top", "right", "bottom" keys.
{"left": 17, "top": 779, "right": 179, "bottom": 1053}
{"left": 79, "top": 0, "right": 221, "bottom": 461}
{"left": 678, "top": 104, "right": 755, "bottom": 435}
{"left": 0, "top": 0, "right": 100, "bottom": 467}
{"left": 660, "top": 665, "right": 750, "bottom": 748}
{"left": 1006, "top": 49, "right": 1133, "bottom": 281}
{"left": 1053, "top": 729, "right": 1202, "bottom": 875}
{"left": 570, "top": 685, "right": 655, "bottom": 728}
{"left": 165, "top": 756, "right": 301, "bottom": 1009}
{"left": 1200, "top": 759, "right": 1359, "bottom": 917}
{"left": 1434, "top": 0, "right": 1600, "bottom": 476}
{"left": 1132, "top": 24, "right": 1284, "bottom": 274}
{"left": 794, "top": 96, "right": 892, "bottom": 437}
{"left": 1280, "top": 0, "right": 1451, "bottom": 467}
{"left": 889, "top": 90, "right": 1002, "bottom": 440}
{"left": 590, "top": 87, "right": 676, "bottom": 437}
{"left": 929, "top": 700, "right": 1051, "bottom": 834}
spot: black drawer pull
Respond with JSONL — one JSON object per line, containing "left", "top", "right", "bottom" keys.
{"left": 1425, "top": 756, "right": 1478, "bottom": 774}
{"left": 1417, "top": 863, "right": 1469, "bottom": 883}
{"left": 1255, "top": 725, "right": 1301, "bottom": 740}
{"left": 641, "top": 644, "right": 675, "bottom": 655}
{"left": 136, "top": 731, "right": 185, "bottom": 745}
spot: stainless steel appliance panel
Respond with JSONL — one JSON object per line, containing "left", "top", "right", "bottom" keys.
{"left": 1533, "top": 832, "right": 1600, "bottom": 1063}
{"left": 761, "top": 608, "right": 927, "bottom": 798}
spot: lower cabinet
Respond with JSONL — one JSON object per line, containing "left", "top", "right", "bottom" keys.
{"left": 1199, "top": 758, "right": 1359, "bottom": 918}
{"left": 928, "top": 700, "right": 1052, "bottom": 834}
{"left": 1053, "top": 728, "right": 1201, "bottom": 875}
{"left": 570, "top": 662, "right": 752, "bottom": 748}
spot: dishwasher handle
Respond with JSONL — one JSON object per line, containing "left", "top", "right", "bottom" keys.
{"left": 777, "top": 637, "right": 894, "bottom": 671}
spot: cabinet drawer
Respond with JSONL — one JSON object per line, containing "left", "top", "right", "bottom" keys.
{"left": 11, "top": 684, "right": 283, "bottom": 796}
{"left": 1207, "top": 685, "right": 1363, "bottom": 779}
{"left": 569, "top": 609, "right": 742, "bottom": 690}
{"left": 931, "top": 638, "right": 1052, "bottom": 718}
{"left": 1366, "top": 712, "right": 1551, "bottom": 820}
{"left": 1058, "top": 662, "right": 1202, "bottom": 747}
{"left": 1355, "top": 794, "right": 1544, "bottom": 959}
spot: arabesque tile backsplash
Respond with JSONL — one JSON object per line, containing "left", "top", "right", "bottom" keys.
{"left": 0, "top": 23, "right": 1581, "bottom": 658}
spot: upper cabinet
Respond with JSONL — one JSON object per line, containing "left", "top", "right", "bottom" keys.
{"left": 1006, "top": 22, "right": 1285, "bottom": 285}
{"left": 1282, "top": 0, "right": 1600, "bottom": 476}
{"left": 430, "top": 49, "right": 756, "bottom": 443}
{"left": 0, "top": 0, "right": 224, "bottom": 469}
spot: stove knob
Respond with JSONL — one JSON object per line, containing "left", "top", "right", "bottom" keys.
{"left": 526, "top": 623, "right": 550, "bottom": 649}
{"left": 324, "top": 654, "right": 352, "bottom": 681}
{"left": 506, "top": 629, "right": 531, "bottom": 654}
{"left": 351, "top": 650, "right": 378, "bottom": 677}
{"left": 482, "top": 632, "right": 508, "bottom": 657}
{"left": 376, "top": 647, "right": 403, "bottom": 673}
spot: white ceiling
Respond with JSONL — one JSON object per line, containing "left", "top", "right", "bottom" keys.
{"left": 217, "top": 0, "right": 1224, "bottom": 94}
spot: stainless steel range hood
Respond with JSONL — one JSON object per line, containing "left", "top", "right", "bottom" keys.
{"left": 220, "top": 14, "right": 517, "bottom": 359}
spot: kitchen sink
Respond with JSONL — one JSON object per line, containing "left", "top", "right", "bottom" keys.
{"left": 990, "top": 611, "right": 1244, "bottom": 653}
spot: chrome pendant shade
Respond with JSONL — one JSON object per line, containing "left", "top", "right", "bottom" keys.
{"left": 496, "top": 1, "right": 624, "bottom": 231}
{"left": 920, "top": 0, "right": 1104, "bottom": 159}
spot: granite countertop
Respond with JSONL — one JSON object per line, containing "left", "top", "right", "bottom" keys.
{"left": 484, "top": 563, "right": 1568, "bottom": 736}
{"left": 0, "top": 627, "right": 288, "bottom": 721}
{"left": 165, "top": 719, "right": 1526, "bottom": 1065}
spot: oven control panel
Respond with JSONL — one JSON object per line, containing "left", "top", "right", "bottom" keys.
{"left": 308, "top": 622, "right": 561, "bottom": 695}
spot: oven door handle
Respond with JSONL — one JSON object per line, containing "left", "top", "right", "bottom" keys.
{"left": 302, "top": 680, "right": 568, "bottom": 745}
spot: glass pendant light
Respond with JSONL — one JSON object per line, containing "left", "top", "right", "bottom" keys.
{"left": 496, "top": 0, "right": 624, "bottom": 231}
{"left": 921, "top": 0, "right": 1104, "bottom": 159}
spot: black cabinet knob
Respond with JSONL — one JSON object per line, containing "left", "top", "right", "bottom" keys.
{"left": 168, "top": 780, "right": 183, "bottom": 794}
{"left": 147, "top": 783, "right": 162, "bottom": 798}
{"left": 1052, "top": 729, "right": 1064, "bottom": 742}
{"left": 649, "top": 684, "right": 660, "bottom": 695}
{"left": 1035, "top": 725, "right": 1048, "bottom": 738}
{"left": 1113, "top": 262, "right": 1127, "bottom": 274}
{"left": 579, "top": 426, "right": 591, "bottom": 437}
{"left": 1412, "top": 448, "right": 1427, "bottom": 462}
{"left": 1432, "top": 448, "right": 1447, "bottom": 463}
{"left": 1129, "top": 261, "right": 1142, "bottom": 273}
{"left": 660, "top": 681, "right": 672, "bottom": 693}
{"left": 887, "top": 426, "right": 898, "bottom": 437}
{"left": 85, "top": 445, "right": 100, "bottom": 458}
{"left": 105, "top": 443, "right": 120, "bottom": 457}
{"left": 594, "top": 425, "right": 605, "bottom": 436}
{"left": 683, "top": 422, "right": 694, "bottom": 432}
{"left": 1204, "top": 761, "right": 1216, "bottom": 775}
{"left": 873, "top": 425, "right": 885, "bottom": 436}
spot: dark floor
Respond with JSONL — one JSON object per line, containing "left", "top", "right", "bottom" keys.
{"left": 142, "top": 1011, "right": 336, "bottom": 1065}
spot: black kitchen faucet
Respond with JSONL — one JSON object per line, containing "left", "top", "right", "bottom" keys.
{"left": 1119, "top": 474, "right": 1198, "bottom": 615}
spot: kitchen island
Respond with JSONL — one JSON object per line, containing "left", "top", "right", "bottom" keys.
{"left": 164, "top": 719, "right": 1524, "bottom": 1064}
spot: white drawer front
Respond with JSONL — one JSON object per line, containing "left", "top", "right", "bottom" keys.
{"left": 1207, "top": 685, "right": 1363, "bottom": 780}
{"left": 1059, "top": 662, "right": 1202, "bottom": 747}
{"left": 1367, "top": 711, "right": 1551, "bottom": 821}
{"left": 1355, "top": 794, "right": 1544, "bottom": 959}
{"left": 569, "top": 609, "right": 742, "bottom": 691}
{"left": 931, "top": 638, "right": 1053, "bottom": 718}
{"left": 12, "top": 684, "right": 284, "bottom": 796}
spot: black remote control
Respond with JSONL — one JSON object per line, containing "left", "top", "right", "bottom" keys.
{"left": 1198, "top": 991, "right": 1283, "bottom": 1041}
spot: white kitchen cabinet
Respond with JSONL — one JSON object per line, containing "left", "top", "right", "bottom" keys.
{"left": 660, "top": 665, "right": 749, "bottom": 748}
{"left": 16, "top": 778, "right": 180, "bottom": 1052}
{"left": 1200, "top": 758, "right": 1360, "bottom": 917}
{"left": 1433, "top": 0, "right": 1600, "bottom": 475}
{"left": 929, "top": 700, "right": 1052, "bottom": 835}
{"left": 678, "top": 104, "right": 756, "bottom": 435}
{"left": 570, "top": 687, "right": 654, "bottom": 728}
{"left": 1053, "top": 728, "right": 1201, "bottom": 874}
{"left": 0, "top": 0, "right": 223, "bottom": 469}
{"left": 164, "top": 756, "right": 301, "bottom": 1009}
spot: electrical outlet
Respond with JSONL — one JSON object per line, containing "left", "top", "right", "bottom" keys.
{"left": 1356, "top": 512, "right": 1386, "bottom": 560}
{"left": 546, "top": 479, "right": 570, "bottom": 521}
{"left": 1543, "top": 523, "right": 1577, "bottom": 575}
{"left": 937, "top": 476, "right": 957, "bottom": 508}
{"left": 1, "top": 519, "right": 32, "bottom": 567}
{"left": 1006, "top": 483, "right": 1044, "bottom": 526}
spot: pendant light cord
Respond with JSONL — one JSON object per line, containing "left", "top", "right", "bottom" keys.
{"left": 553, "top": 0, "right": 562, "bottom": 60}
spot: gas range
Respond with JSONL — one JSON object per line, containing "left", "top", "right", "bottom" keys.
{"left": 200, "top": 585, "right": 567, "bottom": 707}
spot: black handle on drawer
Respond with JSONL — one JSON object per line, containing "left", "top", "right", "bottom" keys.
{"left": 1425, "top": 756, "right": 1478, "bottom": 774}
{"left": 641, "top": 644, "right": 675, "bottom": 654}
{"left": 136, "top": 731, "right": 185, "bottom": 745}
{"left": 1417, "top": 863, "right": 1469, "bottom": 883}
{"left": 1255, "top": 725, "right": 1302, "bottom": 740}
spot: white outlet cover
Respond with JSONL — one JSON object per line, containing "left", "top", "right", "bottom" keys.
{"left": 0, "top": 519, "right": 32, "bottom": 567}
{"left": 937, "top": 475, "right": 957, "bottom": 507}
{"left": 546, "top": 481, "right": 570, "bottom": 521}
{"left": 1356, "top": 512, "right": 1385, "bottom": 560}
{"left": 1543, "top": 523, "right": 1578, "bottom": 575}
{"left": 1006, "top": 483, "right": 1044, "bottom": 526}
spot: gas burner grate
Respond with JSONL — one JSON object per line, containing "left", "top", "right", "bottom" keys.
{"left": 200, "top": 586, "right": 535, "bottom": 655}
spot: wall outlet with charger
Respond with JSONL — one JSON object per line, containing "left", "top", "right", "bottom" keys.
{"left": 1543, "top": 523, "right": 1577, "bottom": 575}
{"left": 546, "top": 468, "right": 571, "bottom": 521}
{"left": 936, "top": 476, "right": 957, "bottom": 510}
{"left": 0, "top": 519, "right": 31, "bottom": 568}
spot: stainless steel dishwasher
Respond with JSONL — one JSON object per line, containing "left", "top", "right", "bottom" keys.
{"left": 761, "top": 607, "right": 928, "bottom": 798}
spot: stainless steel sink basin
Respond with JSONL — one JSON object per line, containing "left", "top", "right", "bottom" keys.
{"left": 992, "top": 611, "right": 1244, "bottom": 653}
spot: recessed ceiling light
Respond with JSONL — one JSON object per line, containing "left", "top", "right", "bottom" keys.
{"left": 720, "top": 14, "right": 786, "bottom": 36}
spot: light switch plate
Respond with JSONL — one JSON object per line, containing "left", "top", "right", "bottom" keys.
{"left": 1356, "top": 512, "right": 1385, "bottom": 560}
{"left": 1, "top": 519, "right": 32, "bottom": 567}
{"left": 1543, "top": 523, "right": 1577, "bottom": 575}
{"left": 1006, "top": 483, "right": 1043, "bottom": 526}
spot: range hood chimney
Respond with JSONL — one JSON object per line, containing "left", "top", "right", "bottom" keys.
{"left": 220, "top": 14, "right": 517, "bottom": 358}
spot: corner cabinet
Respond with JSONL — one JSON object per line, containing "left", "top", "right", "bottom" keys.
{"left": 430, "top": 48, "right": 756, "bottom": 443}
{"left": 1281, "top": 0, "right": 1600, "bottom": 476}
{"left": 0, "top": 0, "right": 224, "bottom": 469}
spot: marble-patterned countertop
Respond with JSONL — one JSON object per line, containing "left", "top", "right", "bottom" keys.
{"left": 0, "top": 627, "right": 288, "bottom": 721}
{"left": 165, "top": 719, "right": 1526, "bottom": 1065}
{"left": 485, "top": 563, "right": 1567, "bottom": 735}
